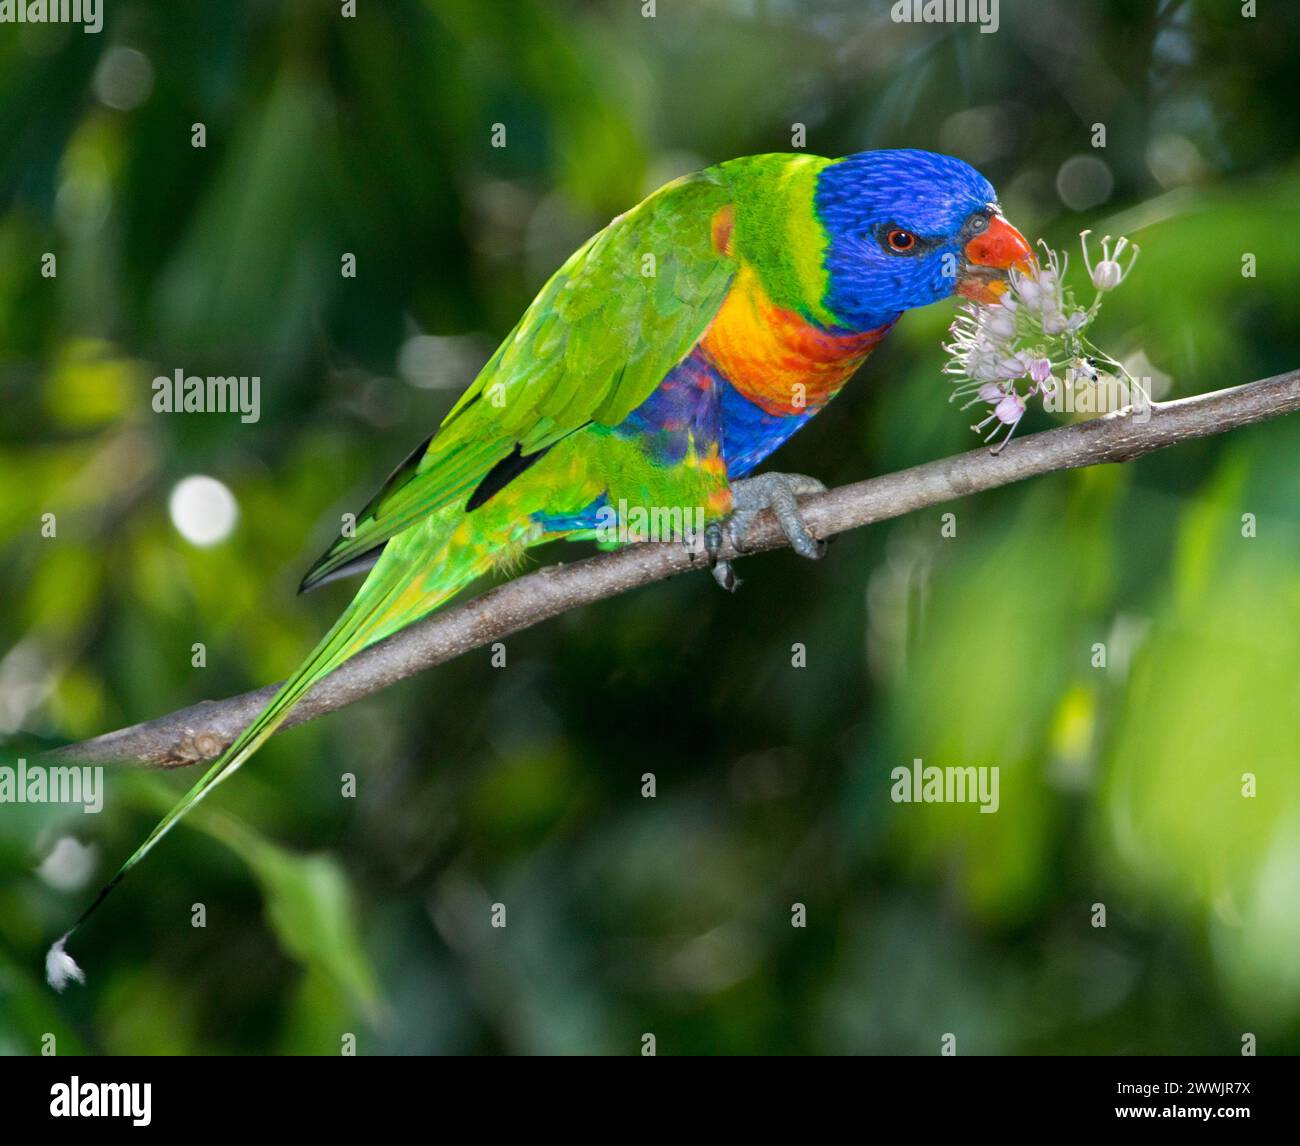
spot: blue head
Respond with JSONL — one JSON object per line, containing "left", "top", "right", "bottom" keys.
{"left": 814, "top": 149, "right": 1031, "bottom": 331}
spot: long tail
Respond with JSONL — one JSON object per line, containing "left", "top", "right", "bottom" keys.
{"left": 48, "top": 512, "right": 506, "bottom": 987}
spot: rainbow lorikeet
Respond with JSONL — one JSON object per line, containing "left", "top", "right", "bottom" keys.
{"left": 50, "top": 148, "right": 1031, "bottom": 980}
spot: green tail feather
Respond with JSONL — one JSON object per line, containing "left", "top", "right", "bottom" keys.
{"left": 50, "top": 513, "right": 502, "bottom": 985}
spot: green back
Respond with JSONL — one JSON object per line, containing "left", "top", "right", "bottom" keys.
{"left": 302, "top": 155, "right": 829, "bottom": 590}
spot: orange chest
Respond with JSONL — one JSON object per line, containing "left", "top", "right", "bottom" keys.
{"left": 700, "top": 267, "right": 892, "bottom": 417}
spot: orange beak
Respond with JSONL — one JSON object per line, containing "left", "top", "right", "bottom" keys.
{"left": 956, "top": 214, "right": 1035, "bottom": 304}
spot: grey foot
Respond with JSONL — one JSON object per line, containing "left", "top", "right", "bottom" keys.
{"left": 705, "top": 472, "right": 827, "bottom": 591}
{"left": 729, "top": 472, "right": 827, "bottom": 560}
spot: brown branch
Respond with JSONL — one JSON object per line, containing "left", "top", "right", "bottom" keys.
{"left": 42, "top": 369, "right": 1300, "bottom": 769}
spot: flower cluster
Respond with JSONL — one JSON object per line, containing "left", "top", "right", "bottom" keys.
{"left": 944, "top": 231, "right": 1142, "bottom": 452}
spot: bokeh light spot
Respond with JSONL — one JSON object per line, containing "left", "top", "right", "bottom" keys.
{"left": 1055, "top": 154, "right": 1114, "bottom": 211}
{"left": 168, "top": 475, "right": 239, "bottom": 547}
{"left": 93, "top": 46, "right": 154, "bottom": 110}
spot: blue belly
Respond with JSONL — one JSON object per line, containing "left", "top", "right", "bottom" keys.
{"left": 717, "top": 374, "right": 812, "bottom": 478}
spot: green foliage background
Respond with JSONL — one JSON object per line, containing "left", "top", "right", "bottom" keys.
{"left": 2, "top": 0, "right": 1298, "bottom": 1055}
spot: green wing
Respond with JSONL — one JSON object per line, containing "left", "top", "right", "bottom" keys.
{"left": 301, "top": 169, "right": 737, "bottom": 592}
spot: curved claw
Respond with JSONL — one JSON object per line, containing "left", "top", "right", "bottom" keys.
{"left": 728, "top": 472, "right": 827, "bottom": 560}
{"left": 703, "top": 520, "right": 740, "bottom": 592}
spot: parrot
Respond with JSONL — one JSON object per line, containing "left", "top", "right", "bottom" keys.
{"left": 48, "top": 148, "right": 1032, "bottom": 983}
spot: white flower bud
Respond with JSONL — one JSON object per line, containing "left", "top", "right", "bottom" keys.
{"left": 1080, "top": 230, "right": 1138, "bottom": 293}
{"left": 1016, "top": 279, "right": 1042, "bottom": 307}
{"left": 1090, "top": 260, "right": 1124, "bottom": 291}
{"left": 987, "top": 309, "right": 1016, "bottom": 340}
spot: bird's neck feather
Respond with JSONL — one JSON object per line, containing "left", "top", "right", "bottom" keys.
{"left": 701, "top": 264, "right": 893, "bottom": 417}
{"left": 722, "top": 153, "right": 844, "bottom": 328}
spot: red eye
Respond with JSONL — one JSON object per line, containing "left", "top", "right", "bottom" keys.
{"left": 886, "top": 228, "right": 917, "bottom": 253}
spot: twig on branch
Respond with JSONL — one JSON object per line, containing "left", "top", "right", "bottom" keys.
{"left": 42, "top": 369, "right": 1300, "bottom": 769}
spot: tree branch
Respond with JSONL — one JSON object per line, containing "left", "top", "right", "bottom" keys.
{"left": 42, "top": 369, "right": 1300, "bottom": 769}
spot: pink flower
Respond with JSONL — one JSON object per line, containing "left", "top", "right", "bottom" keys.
{"left": 995, "top": 392, "right": 1026, "bottom": 424}
{"left": 945, "top": 229, "right": 1140, "bottom": 454}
